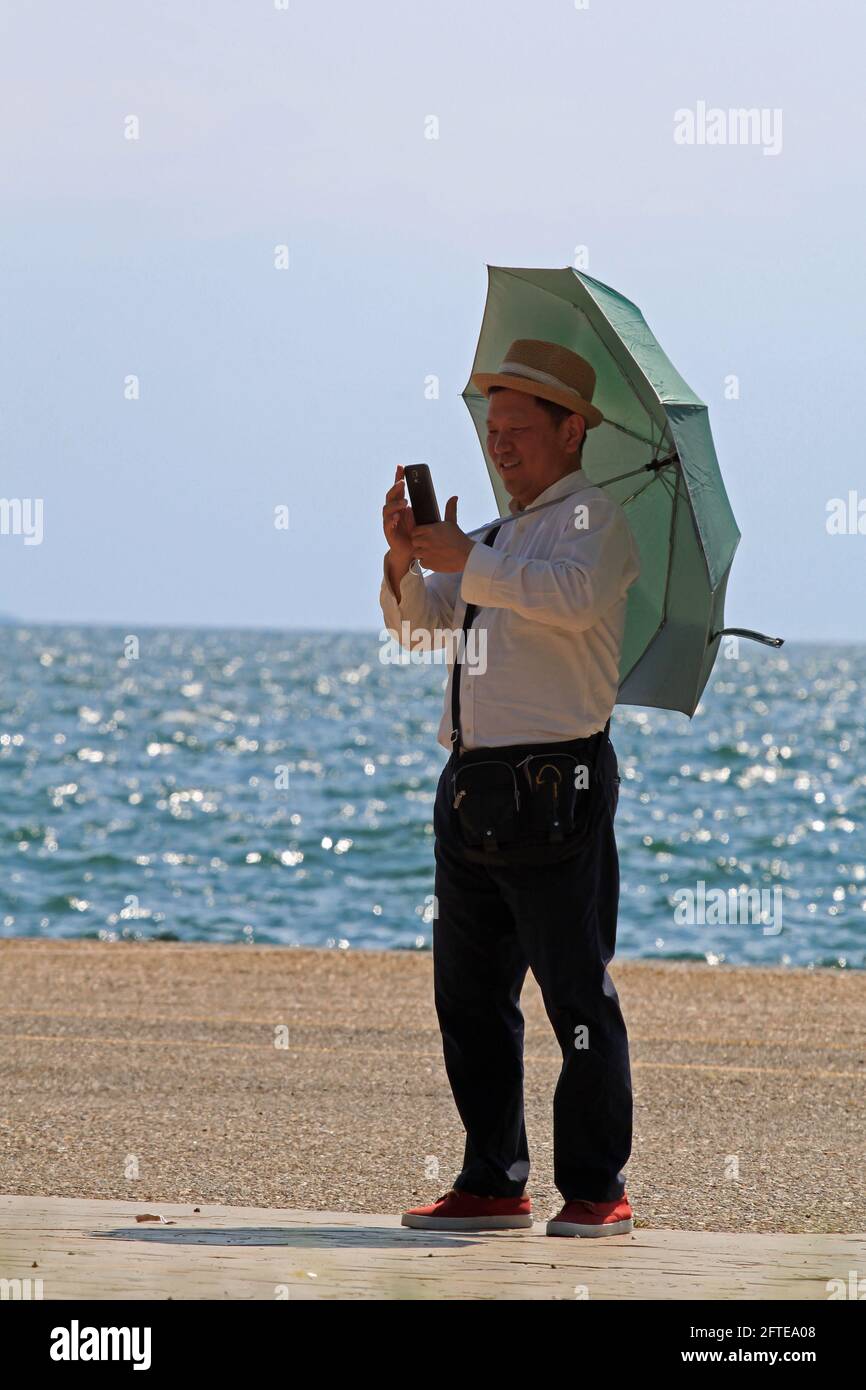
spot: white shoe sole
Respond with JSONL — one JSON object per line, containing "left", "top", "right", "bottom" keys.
{"left": 546, "top": 1216, "right": 633, "bottom": 1237}
{"left": 401, "top": 1213, "right": 533, "bottom": 1231}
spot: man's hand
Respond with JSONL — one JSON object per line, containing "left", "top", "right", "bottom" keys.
{"left": 411, "top": 496, "right": 475, "bottom": 573}
{"left": 383, "top": 466, "right": 416, "bottom": 599}
{"left": 383, "top": 465, "right": 415, "bottom": 562}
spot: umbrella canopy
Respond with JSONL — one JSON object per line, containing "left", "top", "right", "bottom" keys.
{"left": 462, "top": 265, "right": 781, "bottom": 716}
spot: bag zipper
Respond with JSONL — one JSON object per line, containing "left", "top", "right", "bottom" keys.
{"left": 452, "top": 760, "right": 521, "bottom": 811}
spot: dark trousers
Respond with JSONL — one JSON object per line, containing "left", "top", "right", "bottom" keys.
{"left": 432, "top": 735, "right": 632, "bottom": 1203}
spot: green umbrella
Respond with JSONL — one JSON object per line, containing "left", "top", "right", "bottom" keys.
{"left": 461, "top": 265, "right": 782, "bottom": 716}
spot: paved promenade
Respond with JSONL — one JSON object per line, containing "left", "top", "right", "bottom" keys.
{"left": 0, "top": 941, "right": 863, "bottom": 1251}
{"left": 2, "top": 1195, "right": 862, "bottom": 1300}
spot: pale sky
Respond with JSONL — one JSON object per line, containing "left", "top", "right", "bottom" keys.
{"left": 1, "top": 0, "right": 863, "bottom": 638}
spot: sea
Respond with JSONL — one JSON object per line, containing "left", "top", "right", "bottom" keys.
{"left": 0, "top": 625, "right": 862, "bottom": 968}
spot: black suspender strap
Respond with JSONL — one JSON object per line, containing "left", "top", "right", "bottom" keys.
{"left": 450, "top": 523, "right": 502, "bottom": 755}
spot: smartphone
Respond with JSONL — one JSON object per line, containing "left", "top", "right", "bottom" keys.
{"left": 404, "top": 464, "right": 441, "bottom": 526}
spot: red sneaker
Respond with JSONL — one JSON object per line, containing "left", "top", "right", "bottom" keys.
{"left": 546, "top": 1193, "right": 633, "bottom": 1237}
{"left": 401, "top": 1189, "right": 532, "bottom": 1231}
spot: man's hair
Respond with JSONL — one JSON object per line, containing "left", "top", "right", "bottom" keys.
{"left": 488, "top": 386, "right": 586, "bottom": 461}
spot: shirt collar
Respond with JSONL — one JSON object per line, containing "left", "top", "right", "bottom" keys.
{"left": 507, "top": 468, "right": 592, "bottom": 517}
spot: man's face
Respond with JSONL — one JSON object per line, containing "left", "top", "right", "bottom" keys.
{"left": 485, "top": 389, "right": 586, "bottom": 509}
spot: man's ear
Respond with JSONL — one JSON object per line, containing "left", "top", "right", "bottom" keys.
{"left": 564, "top": 413, "right": 587, "bottom": 455}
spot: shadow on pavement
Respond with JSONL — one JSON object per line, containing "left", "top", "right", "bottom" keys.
{"left": 92, "top": 1225, "right": 483, "bottom": 1249}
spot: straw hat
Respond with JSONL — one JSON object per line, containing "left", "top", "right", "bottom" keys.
{"left": 470, "top": 338, "right": 604, "bottom": 429}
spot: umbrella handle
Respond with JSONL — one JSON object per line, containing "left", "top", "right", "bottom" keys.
{"left": 711, "top": 627, "right": 784, "bottom": 648}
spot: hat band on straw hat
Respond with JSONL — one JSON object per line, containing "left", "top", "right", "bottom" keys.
{"left": 497, "top": 361, "right": 575, "bottom": 392}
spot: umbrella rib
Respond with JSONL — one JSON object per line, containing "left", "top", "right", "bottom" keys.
{"left": 602, "top": 418, "right": 660, "bottom": 448}
{"left": 604, "top": 456, "right": 678, "bottom": 491}
{"left": 619, "top": 462, "right": 676, "bottom": 510}
{"left": 619, "top": 472, "right": 663, "bottom": 508}
{"left": 659, "top": 464, "right": 682, "bottom": 628}
{"left": 619, "top": 465, "right": 680, "bottom": 687}
{"left": 654, "top": 468, "right": 678, "bottom": 504}
{"left": 580, "top": 306, "right": 662, "bottom": 439}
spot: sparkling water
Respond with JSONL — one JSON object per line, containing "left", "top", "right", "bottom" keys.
{"left": 0, "top": 625, "right": 862, "bottom": 967}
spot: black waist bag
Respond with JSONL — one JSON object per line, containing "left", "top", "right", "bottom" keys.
{"left": 449, "top": 734, "right": 606, "bottom": 867}
{"left": 447, "top": 521, "right": 609, "bottom": 867}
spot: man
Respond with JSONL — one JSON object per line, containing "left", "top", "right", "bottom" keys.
{"left": 379, "top": 339, "right": 640, "bottom": 1237}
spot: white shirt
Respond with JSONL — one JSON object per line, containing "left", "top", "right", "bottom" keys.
{"left": 379, "top": 469, "right": 641, "bottom": 751}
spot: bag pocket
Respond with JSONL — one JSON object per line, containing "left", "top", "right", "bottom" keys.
{"left": 450, "top": 760, "right": 521, "bottom": 853}
{"left": 520, "top": 753, "right": 594, "bottom": 844}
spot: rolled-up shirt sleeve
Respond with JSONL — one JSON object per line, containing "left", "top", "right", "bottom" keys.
{"left": 459, "top": 501, "right": 639, "bottom": 632}
{"left": 380, "top": 556, "right": 462, "bottom": 650}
